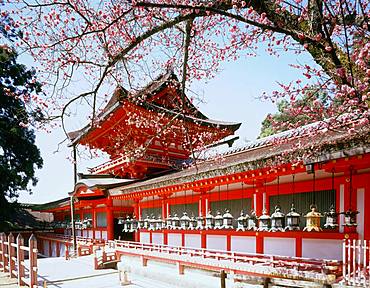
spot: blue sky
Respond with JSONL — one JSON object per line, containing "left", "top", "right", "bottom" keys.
{"left": 17, "top": 46, "right": 314, "bottom": 204}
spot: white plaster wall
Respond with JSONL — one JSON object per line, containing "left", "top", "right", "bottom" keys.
{"left": 43, "top": 240, "right": 49, "bottom": 256}
{"left": 140, "top": 232, "right": 150, "bottom": 244}
{"left": 82, "top": 230, "right": 88, "bottom": 237}
{"left": 185, "top": 234, "right": 201, "bottom": 248}
{"left": 152, "top": 233, "right": 164, "bottom": 245}
{"left": 206, "top": 235, "right": 227, "bottom": 251}
{"left": 231, "top": 236, "right": 256, "bottom": 254}
{"left": 264, "top": 237, "right": 295, "bottom": 257}
{"left": 168, "top": 233, "right": 182, "bottom": 247}
{"left": 51, "top": 242, "right": 57, "bottom": 257}
{"left": 60, "top": 243, "right": 66, "bottom": 257}
{"left": 302, "top": 239, "right": 342, "bottom": 260}
{"left": 87, "top": 230, "right": 93, "bottom": 238}
{"left": 101, "top": 231, "right": 108, "bottom": 240}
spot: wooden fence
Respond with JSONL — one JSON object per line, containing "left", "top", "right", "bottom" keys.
{"left": 0, "top": 232, "right": 38, "bottom": 288}
{"left": 341, "top": 239, "right": 369, "bottom": 287}
{"left": 112, "top": 240, "right": 341, "bottom": 285}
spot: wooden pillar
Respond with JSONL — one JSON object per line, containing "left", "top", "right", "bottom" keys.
{"left": 295, "top": 236, "right": 302, "bottom": 257}
{"left": 256, "top": 234, "right": 264, "bottom": 254}
{"left": 134, "top": 200, "right": 140, "bottom": 242}
{"left": 161, "top": 197, "right": 167, "bottom": 219}
{"left": 92, "top": 205, "right": 97, "bottom": 239}
{"left": 200, "top": 231, "right": 206, "bottom": 249}
{"left": 16, "top": 234, "right": 25, "bottom": 286}
{"left": 8, "top": 233, "right": 15, "bottom": 278}
{"left": 0, "top": 233, "right": 6, "bottom": 271}
{"left": 255, "top": 191, "right": 263, "bottom": 216}
{"left": 29, "top": 234, "right": 38, "bottom": 288}
{"left": 106, "top": 197, "right": 114, "bottom": 240}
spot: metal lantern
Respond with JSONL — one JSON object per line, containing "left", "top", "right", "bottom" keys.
{"left": 205, "top": 211, "right": 214, "bottom": 230}
{"left": 118, "top": 216, "right": 125, "bottom": 225}
{"left": 258, "top": 209, "right": 271, "bottom": 231}
{"left": 137, "top": 218, "right": 144, "bottom": 230}
{"left": 342, "top": 209, "right": 359, "bottom": 227}
{"left": 143, "top": 215, "right": 150, "bottom": 229}
{"left": 189, "top": 215, "right": 197, "bottom": 230}
{"left": 166, "top": 214, "right": 172, "bottom": 229}
{"left": 155, "top": 215, "right": 163, "bottom": 230}
{"left": 303, "top": 205, "right": 323, "bottom": 232}
{"left": 324, "top": 205, "right": 339, "bottom": 229}
{"left": 247, "top": 210, "right": 257, "bottom": 231}
{"left": 222, "top": 209, "right": 234, "bottom": 229}
{"left": 131, "top": 216, "right": 138, "bottom": 232}
{"left": 214, "top": 211, "right": 224, "bottom": 229}
{"left": 196, "top": 214, "right": 205, "bottom": 230}
{"left": 285, "top": 204, "right": 300, "bottom": 231}
{"left": 75, "top": 220, "right": 82, "bottom": 230}
{"left": 270, "top": 206, "right": 285, "bottom": 232}
{"left": 171, "top": 213, "right": 180, "bottom": 229}
{"left": 236, "top": 210, "right": 248, "bottom": 232}
{"left": 149, "top": 215, "right": 156, "bottom": 231}
{"left": 123, "top": 216, "right": 130, "bottom": 232}
{"left": 180, "top": 212, "right": 191, "bottom": 230}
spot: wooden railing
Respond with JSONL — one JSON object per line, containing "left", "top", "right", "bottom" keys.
{"left": 0, "top": 232, "right": 38, "bottom": 288}
{"left": 112, "top": 240, "right": 341, "bottom": 284}
{"left": 341, "top": 239, "right": 369, "bottom": 286}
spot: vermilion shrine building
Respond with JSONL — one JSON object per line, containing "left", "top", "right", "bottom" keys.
{"left": 38, "top": 71, "right": 370, "bottom": 261}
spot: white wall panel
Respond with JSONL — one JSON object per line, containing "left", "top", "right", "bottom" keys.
{"left": 264, "top": 237, "right": 295, "bottom": 257}
{"left": 60, "top": 243, "right": 66, "bottom": 257}
{"left": 152, "top": 233, "right": 164, "bottom": 245}
{"left": 51, "top": 242, "right": 57, "bottom": 257}
{"left": 231, "top": 236, "right": 256, "bottom": 254}
{"left": 206, "top": 235, "right": 227, "bottom": 251}
{"left": 140, "top": 232, "right": 150, "bottom": 244}
{"left": 101, "top": 231, "right": 108, "bottom": 240}
{"left": 168, "top": 233, "right": 182, "bottom": 247}
{"left": 185, "top": 234, "right": 201, "bottom": 248}
{"left": 302, "top": 239, "right": 342, "bottom": 260}
{"left": 43, "top": 240, "right": 49, "bottom": 256}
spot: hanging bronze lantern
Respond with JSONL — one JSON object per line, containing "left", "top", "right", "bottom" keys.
{"left": 143, "top": 215, "right": 150, "bottom": 229}
{"left": 189, "top": 214, "right": 197, "bottom": 230}
{"left": 205, "top": 210, "right": 214, "bottom": 230}
{"left": 285, "top": 204, "right": 300, "bottom": 231}
{"left": 75, "top": 219, "right": 82, "bottom": 230}
{"left": 342, "top": 209, "right": 359, "bottom": 227}
{"left": 166, "top": 214, "right": 172, "bottom": 229}
{"left": 214, "top": 210, "right": 223, "bottom": 229}
{"left": 196, "top": 214, "right": 205, "bottom": 230}
{"left": 137, "top": 217, "right": 144, "bottom": 230}
{"left": 270, "top": 205, "right": 285, "bottom": 232}
{"left": 155, "top": 215, "right": 162, "bottom": 230}
{"left": 303, "top": 205, "right": 323, "bottom": 232}
{"left": 180, "top": 212, "right": 191, "bottom": 230}
{"left": 247, "top": 210, "right": 257, "bottom": 231}
{"left": 222, "top": 209, "right": 234, "bottom": 229}
{"left": 131, "top": 216, "right": 138, "bottom": 232}
{"left": 324, "top": 205, "right": 339, "bottom": 229}
{"left": 258, "top": 209, "right": 271, "bottom": 231}
{"left": 118, "top": 216, "right": 125, "bottom": 225}
{"left": 148, "top": 215, "right": 156, "bottom": 231}
{"left": 236, "top": 210, "right": 248, "bottom": 231}
{"left": 171, "top": 213, "right": 180, "bottom": 229}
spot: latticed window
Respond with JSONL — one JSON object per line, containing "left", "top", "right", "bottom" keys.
{"left": 141, "top": 207, "right": 162, "bottom": 218}
{"left": 170, "top": 203, "right": 198, "bottom": 218}
{"left": 96, "top": 212, "right": 107, "bottom": 227}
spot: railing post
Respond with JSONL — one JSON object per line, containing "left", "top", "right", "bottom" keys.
{"left": 8, "top": 233, "right": 15, "bottom": 278}
{"left": 0, "top": 233, "right": 6, "bottom": 272}
{"left": 17, "top": 234, "right": 25, "bottom": 286}
{"left": 29, "top": 234, "right": 38, "bottom": 288}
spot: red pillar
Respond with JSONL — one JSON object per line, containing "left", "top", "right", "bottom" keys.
{"left": 92, "top": 205, "right": 97, "bottom": 239}
{"left": 161, "top": 197, "right": 168, "bottom": 219}
{"left": 106, "top": 197, "right": 114, "bottom": 240}
{"left": 200, "top": 231, "right": 206, "bottom": 249}
{"left": 255, "top": 191, "right": 263, "bottom": 216}
{"left": 134, "top": 200, "right": 140, "bottom": 242}
{"left": 256, "top": 234, "right": 264, "bottom": 254}
{"left": 295, "top": 236, "right": 302, "bottom": 257}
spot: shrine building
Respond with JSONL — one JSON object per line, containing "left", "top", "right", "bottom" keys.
{"left": 36, "top": 71, "right": 370, "bottom": 261}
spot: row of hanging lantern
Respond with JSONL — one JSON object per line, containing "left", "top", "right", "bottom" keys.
{"left": 51, "top": 218, "right": 93, "bottom": 230}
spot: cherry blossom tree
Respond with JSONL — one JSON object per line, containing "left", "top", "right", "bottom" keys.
{"left": 5, "top": 0, "right": 370, "bottom": 157}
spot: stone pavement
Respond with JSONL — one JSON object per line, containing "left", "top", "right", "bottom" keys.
{"left": 0, "top": 271, "right": 18, "bottom": 287}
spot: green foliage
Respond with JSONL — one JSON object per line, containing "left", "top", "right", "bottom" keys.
{"left": 0, "top": 46, "right": 43, "bottom": 230}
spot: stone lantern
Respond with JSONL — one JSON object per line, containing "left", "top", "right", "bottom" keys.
{"left": 143, "top": 215, "right": 150, "bottom": 229}
{"left": 189, "top": 214, "right": 197, "bottom": 230}
{"left": 155, "top": 215, "right": 163, "bottom": 230}
{"left": 222, "top": 209, "right": 234, "bottom": 229}
{"left": 166, "top": 214, "right": 172, "bottom": 229}
{"left": 324, "top": 205, "right": 339, "bottom": 229}
{"left": 214, "top": 211, "right": 224, "bottom": 229}
{"left": 180, "top": 212, "right": 191, "bottom": 230}
{"left": 247, "top": 210, "right": 258, "bottom": 231}
{"left": 171, "top": 213, "right": 180, "bottom": 229}
{"left": 342, "top": 209, "right": 359, "bottom": 227}
{"left": 236, "top": 210, "right": 248, "bottom": 231}
{"left": 196, "top": 214, "right": 205, "bottom": 230}
{"left": 258, "top": 209, "right": 271, "bottom": 231}
{"left": 270, "top": 206, "right": 285, "bottom": 232}
{"left": 131, "top": 216, "right": 138, "bottom": 232}
{"left": 148, "top": 215, "right": 156, "bottom": 231}
{"left": 285, "top": 204, "right": 300, "bottom": 231}
{"left": 303, "top": 205, "right": 323, "bottom": 232}
{"left": 205, "top": 211, "right": 214, "bottom": 230}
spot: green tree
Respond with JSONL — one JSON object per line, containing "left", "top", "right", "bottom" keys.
{"left": 0, "top": 45, "right": 43, "bottom": 230}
